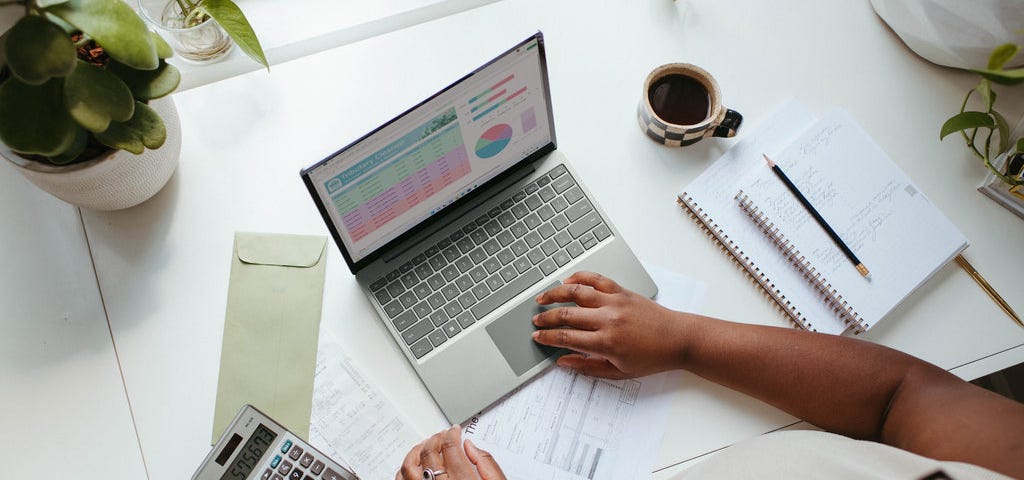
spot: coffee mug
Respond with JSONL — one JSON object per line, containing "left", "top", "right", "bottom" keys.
{"left": 637, "top": 63, "right": 743, "bottom": 147}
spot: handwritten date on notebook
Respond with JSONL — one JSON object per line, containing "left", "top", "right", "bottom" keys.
{"left": 678, "top": 105, "right": 967, "bottom": 334}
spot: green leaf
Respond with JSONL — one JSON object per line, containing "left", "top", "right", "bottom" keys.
{"left": 109, "top": 60, "right": 180, "bottom": 100}
{"left": 0, "top": 77, "right": 77, "bottom": 156}
{"left": 95, "top": 101, "right": 166, "bottom": 154}
{"left": 152, "top": 31, "right": 173, "bottom": 59}
{"left": 63, "top": 60, "right": 135, "bottom": 132}
{"left": 940, "top": 111, "right": 995, "bottom": 140}
{"left": 988, "top": 44, "right": 1020, "bottom": 70}
{"left": 1017, "top": 137, "right": 1024, "bottom": 154}
{"left": 992, "top": 110, "right": 1010, "bottom": 154}
{"left": 4, "top": 15, "right": 76, "bottom": 85}
{"left": 47, "top": 0, "right": 158, "bottom": 71}
{"left": 970, "top": 67, "right": 1024, "bottom": 86}
{"left": 47, "top": 126, "right": 88, "bottom": 165}
{"left": 202, "top": 0, "right": 268, "bottom": 70}
{"left": 36, "top": 0, "right": 72, "bottom": 7}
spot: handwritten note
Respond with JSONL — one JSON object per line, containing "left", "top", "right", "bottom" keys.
{"left": 741, "top": 109, "right": 967, "bottom": 330}
{"left": 680, "top": 103, "right": 966, "bottom": 333}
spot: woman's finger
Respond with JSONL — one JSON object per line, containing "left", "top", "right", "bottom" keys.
{"left": 399, "top": 443, "right": 423, "bottom": 480}
{"left": 438, "top": 425, "right": 476, "bottom": 477}
{"left": 465, "top": 439, "right": 506, "bottom": 480}
{"left": 557, "top": 354, "right": 628, "bottom": 379}
{"left": 532, "top": 305, "right": 604, "bottom": 330}
{"left": 532, "top": 327, "right": 603, "bottom": 354}
{"left": 536, "top": 282, "right": 610, "bottom": 307}
{"left": 564, "top": 271, "right": 623, "bottom": 294}
{"left": 419, "top": 431, "right": 445, "bottom": 473}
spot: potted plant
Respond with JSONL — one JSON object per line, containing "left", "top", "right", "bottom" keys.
{"left": 0, "top": 0, "right": 265, "bottom": 210}
{"left": 940, "top": 43, "right": 1024, "bottom": 219}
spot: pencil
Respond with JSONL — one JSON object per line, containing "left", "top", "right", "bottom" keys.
{"left": 763, "top": 154, "right": 870, "bottom": 278}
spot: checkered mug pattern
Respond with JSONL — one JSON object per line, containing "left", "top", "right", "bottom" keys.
{"left": 638, "top": 63, "right": 743, "bottom": 147}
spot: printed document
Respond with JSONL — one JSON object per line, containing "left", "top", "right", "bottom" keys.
{"left": 309, "top": 332, "right": 421, "bottom": 479}
{"left": 464, "top": 265, "right": 705, "bottom": 480}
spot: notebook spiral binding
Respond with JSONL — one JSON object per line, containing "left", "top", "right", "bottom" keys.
{"left": 676, "top": 193, "right": 814, "bottom": 331}
{"left": 735, "top": 191, "right": 867, "bottom": 333}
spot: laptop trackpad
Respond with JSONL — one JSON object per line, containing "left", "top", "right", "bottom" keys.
{"left": 486, "top": 281, "right": 569, "bottom": 376}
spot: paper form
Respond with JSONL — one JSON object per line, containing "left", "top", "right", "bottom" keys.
{"left": 308, "top": 332, "right": 421, "bottom": 480}
{"left": 464, "top": 265, "right": 705, "bottom": 480}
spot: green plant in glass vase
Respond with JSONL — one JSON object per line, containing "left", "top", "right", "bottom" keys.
{"left": 139, "top": 0, "right": 268, "bottom": 66}
{"left": 940, "top": 43, "right": 1024, "bottom": 188}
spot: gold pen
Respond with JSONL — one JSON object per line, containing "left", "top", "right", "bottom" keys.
{"left": 955, "top": 254, "right": 1022, "bottom": 328}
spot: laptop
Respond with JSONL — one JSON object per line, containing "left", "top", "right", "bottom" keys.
{"left": 301, "top": 32, "right": 656, "bottom": 424}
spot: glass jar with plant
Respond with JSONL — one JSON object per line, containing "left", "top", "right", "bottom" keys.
{"left": 137, "top": 0, "right": 267, "bottom": 66}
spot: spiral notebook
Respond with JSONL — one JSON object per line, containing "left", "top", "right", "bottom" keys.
{"left": 677, "top": 102, "right": 967, "bottom": 334}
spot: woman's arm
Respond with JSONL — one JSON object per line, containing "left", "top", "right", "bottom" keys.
{"left": 532, "top": 271, "right": 1024, "bottom": 478}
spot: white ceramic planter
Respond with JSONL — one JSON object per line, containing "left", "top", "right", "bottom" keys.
{"left": 2, "top": 97, "right": 181, "bottom": 211}
{"left": 871, "top": 0, "right": 1024, "bottom": 69}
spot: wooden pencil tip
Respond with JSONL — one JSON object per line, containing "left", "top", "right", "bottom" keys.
{"left": 763, "top": 154, "right": 775, "bottom": 168}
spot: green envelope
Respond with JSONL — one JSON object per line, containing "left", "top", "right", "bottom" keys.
{"left": 211, "top": 232, "right": 328, "bottom": 444}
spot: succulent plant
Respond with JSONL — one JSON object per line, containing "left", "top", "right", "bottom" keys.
{"left": 0, "top": 0, "right": 265, "bottom": 166}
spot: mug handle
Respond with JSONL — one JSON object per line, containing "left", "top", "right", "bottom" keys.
{"left": 712, "top": 109, "right": 743, "bottom": 138}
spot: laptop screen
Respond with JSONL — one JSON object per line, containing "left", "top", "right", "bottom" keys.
{"left": 304, "top": 34, "right": 554, "bottom": 268}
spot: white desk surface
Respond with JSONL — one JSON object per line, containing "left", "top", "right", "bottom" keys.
{"left": 11, "top": 0, "right": 1024, "bottom": 478}
{"left": 0, "top": 165, "right": 146, "bottom": 476}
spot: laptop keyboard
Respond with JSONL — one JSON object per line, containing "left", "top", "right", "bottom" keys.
{"left": 368, "top": 164, "right": 612, "bottom": 359}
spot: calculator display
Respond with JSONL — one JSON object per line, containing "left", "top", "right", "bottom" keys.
{"left": 220, "top": 424, "right": 277, "bottom": 480}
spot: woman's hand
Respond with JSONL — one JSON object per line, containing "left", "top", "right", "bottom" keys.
{"left": 532, "top": 271, "right": 693, "bottom": 379}
{"left": 397, "top": 425, "right": 506, "bottom": 480}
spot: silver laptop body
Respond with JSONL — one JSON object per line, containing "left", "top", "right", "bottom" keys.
{"left": 302, "top": 33, "right": 656, "bottom": 424}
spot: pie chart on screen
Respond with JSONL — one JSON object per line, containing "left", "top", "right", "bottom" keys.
{"left": 475, "top": 124, "right": 513, "bottom": 159}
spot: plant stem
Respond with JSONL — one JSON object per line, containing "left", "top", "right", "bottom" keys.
{"left": 984, "top": 127, "right": 994, "bottom": 160}
{"left": 175, "top": 0, "right": 188, "bottom": 14}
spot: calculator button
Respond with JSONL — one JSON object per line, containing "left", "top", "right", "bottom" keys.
{"left": 262, "top": 469, "right": 273, "bottom": 480}
{"left": 288, "top": 446, "right": 303, "bottom": 461}
{"left": 272, "top": 475, "right": 284, "bottom": 480}
{"left": 278, "top": 460, "right": 293, "bottom": 475}
{"left": 304, "top": 477, "right": 315, "bottom": 480}
{"left": 323, "top": 468, "right": 348, "bottom": 480}
{"left": 299, "top": 452, "right": 314, "bottom": 468}
{"left": 281, "top": 440, "right": 293, "bottom": 454}
{"left": 311, "top": 461, "right": 325, "bottom": 475}
{"left": 288, "top": 468, "right": 304, "bottom": 480}
{"left": 271, "top": 455, "right": 283, "bottom": 468}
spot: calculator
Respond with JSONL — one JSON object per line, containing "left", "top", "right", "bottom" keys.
{"left": 193, "top": 404, "right": 359, "bottom": 480}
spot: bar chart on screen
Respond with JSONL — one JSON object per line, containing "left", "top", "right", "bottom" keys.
{"left": 467, "top": 73, "right": 531, "bottom": 124}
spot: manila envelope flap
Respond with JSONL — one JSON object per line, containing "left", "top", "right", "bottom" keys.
{"left": 211, "top": 232, "right": 328, "bottom": 444}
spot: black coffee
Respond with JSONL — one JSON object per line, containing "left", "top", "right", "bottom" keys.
{"left": 647, "top": 74, "right": 710, "bottom": 125}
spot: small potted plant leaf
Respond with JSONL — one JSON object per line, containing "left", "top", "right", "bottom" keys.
{"left": 0, "top": 0, "right": 264, "bottom": 210}
{"left": 137, "top": 0, "right": 268, "bottom": 67}
{"left": 940, "top": 43, "right": 1024, "bottom": 219}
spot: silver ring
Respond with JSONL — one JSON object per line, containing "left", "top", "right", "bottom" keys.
{"left": 422, "top": 468, "right": 447, "bottom": 479}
